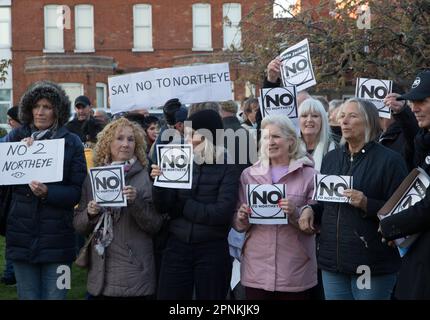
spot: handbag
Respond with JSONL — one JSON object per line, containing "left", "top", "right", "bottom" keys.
{"left": 0, "top": 186, "right": 12, "bottom": 237}
{"left": 74, "top": 232, "right": 95, "bottom": 268}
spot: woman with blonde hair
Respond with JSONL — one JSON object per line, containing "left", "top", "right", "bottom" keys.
{"left": 74, "top": 117, "right": 162, "bottom": 299}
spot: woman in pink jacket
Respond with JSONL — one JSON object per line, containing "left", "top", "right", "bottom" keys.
{"left": 233, "top": 115, "right": 318, "bottom": 300}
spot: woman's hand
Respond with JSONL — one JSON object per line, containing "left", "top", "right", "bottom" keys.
{"left": 384, "top": 93, "right": 406, "bottom": 114}
{"left": 278, "top": 198, "right": 297, "bottom": 218}
{"left": 298, "top": 207, "right": 316, "bottom": 234}
{"left": 87, "top": 200, "right": 101, "bottom": 216}
{"left": 235, "top": 203, "right": 251, "bottom": 231}
{"left": 150, "top": 164, "right": 161, "bottom": 179}
{"left": 267, "top": 58, "right": 282, "bottom": 83}
{"left": 123, "top": 185, "right": 137, "bottom": 203}
{"left": 21, "top": 137, "right": 34, "bottom": 146}
{"left": 343, "top": 189, "right": 367, "bottom": 211}
{"left": 29, "top": 180, "right": 48, "bottom": 198}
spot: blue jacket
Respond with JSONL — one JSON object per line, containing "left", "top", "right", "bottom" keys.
{"left": 3, "top": 125, "right": 87, "bottom": 263}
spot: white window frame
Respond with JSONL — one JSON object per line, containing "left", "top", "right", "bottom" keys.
{"left": 43, "top": 5, "right": 64, "bottom": 53}
{"left": 223, "top": 3, "right": 241, "bottom": 50}
{"left": 192, "top": 3, "right": 212, "bottom": 51}
{"left": 96, "top": 82, "right": 107, "bottom": 109}
{"left": 0, "top": 6, "right": 11, "bottom": 48}
{"left": 59, "top": 83, "right": 84, "bottom": 115}
{"left": 132, "top": 4, "right": 153, "bottom": 52}
{"left": 0, "top": 88, "right": 12, "bottom": 128}
{"left": 74, "top": 4, "right": 94, "bottom": 53}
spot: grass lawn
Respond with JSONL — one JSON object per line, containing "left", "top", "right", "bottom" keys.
{"left": 0, "top": 236, "right": 88, "bottom": 300}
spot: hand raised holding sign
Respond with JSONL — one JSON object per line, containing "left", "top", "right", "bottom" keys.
{"left": 384, "top": 93, "right": 407, "bottom": 114}
{"left": 343, "top": 189, "right": 367, "bottom": 211}
{"left": 267, "top": 58, "right": 282, "bottom": 83}
{"left": 29, "top": 180, "right": 48, "bottom": 198}
{"left": 235, "top": 203, "right": 251, "bottom": 232}
{"left": 150, "top": 164, "right": 161, "bottom": 179}
{"left": 123, "top": 185, "right": 137, "bottom": 203}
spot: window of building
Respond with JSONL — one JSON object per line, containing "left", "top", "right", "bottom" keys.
{"left": 223, "top": 3, "right": 241, "bottom": 50}
{"left": 245, "top": 81, "right": 256, "bottom": 97}
{"left": 133, "top": 4, "right": 153, "bottom": 52}
{"left": 0, "top": 7, "right": 11, "bottom": 48}
{"left": 96, "top": 83, "right": 107, "bottom": 109}
{"left": 44, "top": 5, "right": 64, "bottom": 52}
{"left": 0, "top": 88, "right": 11, "bottom": 125}
{"left": 59, "top": 83, "right": 83, "bottom": 115}
{"left": 75, "top": 5, "right": 94, "bottom": 52}
{"left": 192, "top": 3, "right": 212, "bottom": 51}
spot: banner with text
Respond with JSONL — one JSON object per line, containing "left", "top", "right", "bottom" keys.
{"left": 313, "top": 174, "right": 353, "bottom": 203}
{"left": 355, "top": 78, "right": 392, "bottom": 119}
{"left": 0, "top": 139, "right": 64, "bottom": 185}
{"left": 108, "top": 63, "right": 232, "bottom": 113}
{"left": 89, "top": 165, "right": 127, "bottom": 207}
{"left": 280, "top": 39, "right": 316, "bottom": 91}
{"left": 247, "top": 184, "right": 287, "bottom": 225}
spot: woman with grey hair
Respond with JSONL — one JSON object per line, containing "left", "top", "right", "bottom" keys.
{"left": 233, "top": 115, "right": 318, "bottom": 300}
{"left": 298, "top": 98, "right": 408, "bottom": 300}
{"left": 299, "top": 98, "right": 336, "bottom": 171}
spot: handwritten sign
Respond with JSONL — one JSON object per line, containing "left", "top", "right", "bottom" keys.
{"left": 154, "top": 144, "right": 193, "bottom": 189}
{"left": 313, "top": 174, "right": 353, "bottom": 203}
{"left": 280, "top": 38, "right": 316, "bottom": 91}
{"left": 247, "top": 184, "right": 287, "bottom": 225}
{"left": 0, "top": 139, "right": 64, "bottom": 185}
{"left": 355, "top": 78, "right": 392, "bottom": 119}
{"left": 89, "top": 165, "right": 127, "bottom": 207}
{"left": 108, "top": 63, "right": 232, "bottom": 113}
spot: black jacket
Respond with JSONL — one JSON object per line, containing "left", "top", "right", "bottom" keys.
{"left": 380, "top": 128, "right": 430, "bottom": 299}
{"left": 312, "top": 142, "right": 408, "bottom": 275}
{"left": 152, "top": 159, "right": 240, "bottom": 243}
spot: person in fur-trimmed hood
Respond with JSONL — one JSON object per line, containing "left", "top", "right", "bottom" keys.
{"left": 233, "top": 115, "right": 318, "bottom": 300}
{"left": 1, "top": 81, "right": 87, "bottom": 300}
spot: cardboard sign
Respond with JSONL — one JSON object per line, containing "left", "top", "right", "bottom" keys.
{"left": 0, "top": 139, "right": 65, "bottom": 185}
{"left": 247, "top": 184, "right": 287, "bottom": 224}
{"left": 313, "top": 174, "right": 353, "bottom": 203}
{"left": 378, "top": 167, "right": 429, "bottom": 256}
{"left": 108, "top": 63, "right": 232, "bottom": 113}
{"left": 154, "top": 144, "right": 193, "bottom": 189}
{"left": 279, "top": 39, "right": 316, "bottom": 91}
{"left": 355, "top": 78, "right": 392, "bottom": 119}
{"left": 89, "top": 165, "right": 127, "bottom": 207}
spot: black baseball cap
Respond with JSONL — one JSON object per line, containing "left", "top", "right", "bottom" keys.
{"left": 397, "top": 70, "right": 430, "bottom": 101}
{"left": 74, "top": 95, "right": 91, "bottom": 107}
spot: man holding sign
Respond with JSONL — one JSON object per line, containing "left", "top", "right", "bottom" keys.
{"left": 0, "top": 81, "right": 87, "bottom": 300}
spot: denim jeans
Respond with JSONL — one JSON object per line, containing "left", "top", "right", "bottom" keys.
{"left": 157, "top": 235, "right": 232, "bottom": 300}
{"left": 13, "top": 261, "right": 70, "bottom": 300}
{"left": 321, "top": 270, "right": 397, "bottom": 300}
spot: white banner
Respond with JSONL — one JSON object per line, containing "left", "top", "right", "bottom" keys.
{"left": 247, "top": 184, "right": 287, "bottom": 225}
{"left": 154, "top": 144, "right": 193, "bottom": 189}
{"left": 0, "top": 139, "right": 64, "bottom": 185}
{"left": 355, "top": 78, "right": 392, "bottom": 119}
{"left": 89, "top": 165, "right": 127, "bottom": 207}
{"left": 313, "top": 174, "right": 353, "bottom": 203}
{"left": 108, "top": 63, "right": 232, "bottom": 113}
{"left": 280, "top": 38, "right": 316, "bottom": 91}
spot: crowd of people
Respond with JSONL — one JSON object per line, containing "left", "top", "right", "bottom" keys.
{"left": 0, "top": 63, "right": 430, "bottom": 300}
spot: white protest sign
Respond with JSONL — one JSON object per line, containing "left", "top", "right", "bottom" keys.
{"left": 0, "top": 139, "right": 64, "bottom": 185}
{"left": 154, "top": 144, "right": 193, "bottom": 189}
{"left": 378, "top": 167, "right": 429, "bottom": 255}
{"left": 355, "top": 78, "right": 392, "bottom": 119}
{"left": 247, "top": 184, "right": 287, "bottom": 225}
{"left": 279, "top": 38, "right": 316, "bottom": 91}
{"left": 108, "top": 63, "right": 232, "bottom": 113}
{"left": 313, "top": 174, "right": 353, "bottom": 203}
{"left": 89, "top": 165, "right": 127, "bottom": 207}
{"left": 259, "top": 87, "right": 298, "bottom": 118}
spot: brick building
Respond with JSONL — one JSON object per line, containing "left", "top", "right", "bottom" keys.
{"left": 0, "top": 0, "right": 276, "bottom": 123}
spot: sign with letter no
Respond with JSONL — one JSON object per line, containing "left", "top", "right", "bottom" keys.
{"left": 154, "top": 144, "right": 193, "bottom": 189}
{"left": 355, "top": 78, "right": 392, "bottom": 119}
{"left": 89, "top": 165, "right": 127, "bottom": 207}
{"left": 313, "top": 174, "right": 353, "bottom": 203}
{"left": 247, "top": 184, "right": 287, "bottom": 225}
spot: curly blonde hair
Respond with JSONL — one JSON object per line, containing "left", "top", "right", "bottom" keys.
{"left": 93, "top": 117, "right": 148, "bottom": 167}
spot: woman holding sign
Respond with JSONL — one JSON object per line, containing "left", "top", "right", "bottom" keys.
{"left": 233, "top": 115, "right": 318, "bottom": 300}
{"left": 1, "top": 81, "right": 87, "bottom": 299}
{"left": 74, "top": 118, "right": 162, "bottom": 299}
{"left": 299, "top": 98, "right": 408, "bottom": 300}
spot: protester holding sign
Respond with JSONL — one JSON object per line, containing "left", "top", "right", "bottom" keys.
{"left": 299, "top": 98, "right": 408, "bottom": 300}
{"left": 233, "top": 115, "right": 317, "bottom": 300}
{"left": 74, "top": 118, "right": 162, "bottom": 299}
{"left": 1, "top": 81, "right": 87, "bottom": 299}
{"left": 379, "top": 69, "right": 430, "bottom": 299}
{"left": 299, "top": 98, "right": 336, "bottom": 171}
{"left": 151, "top": 109, "right": 240, "bottom": 300}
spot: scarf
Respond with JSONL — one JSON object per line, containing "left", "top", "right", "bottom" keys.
{"left": 30, "top": 125, "right": 56, "bottom": 140}
{"left": 92, "top": 156, "right": 137, "bottom": 256}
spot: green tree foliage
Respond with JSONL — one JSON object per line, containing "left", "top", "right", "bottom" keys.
{"left": 0, "top": 59, "right": 11, "bottom": 83}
